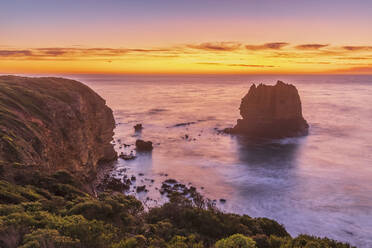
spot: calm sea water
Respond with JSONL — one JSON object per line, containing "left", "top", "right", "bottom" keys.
{"left": 73, "top": 74, "right": 372, "bottom": 247}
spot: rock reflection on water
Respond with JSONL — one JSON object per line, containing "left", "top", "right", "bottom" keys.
{"left": 235, "top": 136, "right": 301, "bottom": 169}
{"left": 221, "top": 136, "right": 303, "bottom": 219}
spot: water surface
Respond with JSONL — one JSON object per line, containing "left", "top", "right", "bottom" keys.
{"left": 73, "top": 74, "right": 372, "bottom": 247}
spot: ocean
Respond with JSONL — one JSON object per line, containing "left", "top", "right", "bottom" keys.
{"left": 71, "top": 74, "right": 372, "bottom": 247}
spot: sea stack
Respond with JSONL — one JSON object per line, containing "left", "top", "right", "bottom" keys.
{"left": 226, "top": 81, "right": 309, "bottom": 138}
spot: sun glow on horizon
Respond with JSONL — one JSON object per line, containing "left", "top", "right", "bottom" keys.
{"left": 1, "top": 42, "right": 372, "bottom": 75}
{"left": 1, "top": 1, "right": 372, "bottom": 75}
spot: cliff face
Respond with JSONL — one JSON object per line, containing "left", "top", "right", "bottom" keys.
{"left": 0, "top": 76, "right": 116, "bottom": 176}
{"left": 228, "top": 81, "right": 309, "bottom": 138}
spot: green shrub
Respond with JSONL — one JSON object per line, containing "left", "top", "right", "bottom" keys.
{"left": 268, "top": 235, "right": 288, "bottom": 248}
{"left": 19, "top": 228, "right": 80, "bottom": 248}
{"left": 167, "top": 235, "right": 204, "bottom": 248}
{"left": 0, "top": 204, "right": 24, "bottom": 216}
{"left": 215, "top": 234, "right": 256, "bottom": 248}
{"left": 52, "top": 170, "right": 75, "bottom": 185}
{"left": 112, "top": 235, "right": 147, "bottom": 248}
{"left": 68, "top": 200, "right": 113, "bottom": 220}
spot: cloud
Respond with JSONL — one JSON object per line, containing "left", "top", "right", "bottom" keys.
{"left": 1, "top": 42, "right": 372, "bottom": 64}
{"left": 128, "top": 48, "right": 172, "bottom": 53}
{"left": 0, "top": 47, "right": 179, "bottom": 60}
{"left": 335, "top": 56, "right": 372, "bottom": 60}
{"left": 0, "top": 48, "right": 132, "bottom": 59}
{"left": 342, "top": 46, "right": 372, "bottom": 51}
{"left": 197, "top": 62, "right": 275, "bottom": 68}
{"left": 245, "top": 42, "right": 289, "bottom": 51}
{"left": 295, "top": 61, "right": 331, "bottom": 65}
{"left": 187, "top": 42, "right": 242, "bottom": 51}
{"left": 295, "top": 44, "right": 329, "bottom": 50}
{"left": 266, "top": 49, "right": 347, "bottom": 59}
{"left": 0, "top": 50, "right": 32, "bottom": 56}
{"left": 228, "top": 63, "right": 275, "bottom": 68}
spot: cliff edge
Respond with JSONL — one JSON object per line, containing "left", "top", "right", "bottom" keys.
{"left": 226, "top": 81, "right": 309, "bottom": 138}
{"left": 0, "top": 75, "right": 116, "bottom": 177}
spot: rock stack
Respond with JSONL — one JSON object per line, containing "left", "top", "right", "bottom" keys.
{"left": 226, "top": 81, "right": 309, "bottom": 138}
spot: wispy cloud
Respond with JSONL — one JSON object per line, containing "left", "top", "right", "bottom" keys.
{"left": 333, "top": 55, "right": 372, "bottom": 61}
{"left": 295, "top": 61, "right": 331, "bottom": 65}
{"left": 197, "top": 62, "right": 275, "bottom": 68}
{"left": 0, "top": 47, "right": 178, "bottom": 60}
{"left": 0, "top": 50, "right": 32, "bottom": 56}
{"left": 295, "top": 44, "right": 329, "bottom": 50}
{"left": 187, "top": 42, "right": 242, "bottom": 51}
{"left": 245, "top": 42, "right": 289, "bottom": 51}
{"left": 342, "top": 46, "right": 372, "bottom": 51}
{"left": 228, "top": 63, "right": 275, "bottom": 68}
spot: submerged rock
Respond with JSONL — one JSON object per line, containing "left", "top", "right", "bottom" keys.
{"left": 119, "top": 153, "right": 136, "bottom": 160}
{"left": 226, "top": 81, "right": 309, "bottom": 138}
{"left": 136, "top": 185, "right": 147, "bottom": 193}
{"left": 134, "top": 123, "right": 143, "bottom": 132}
{"left": 135, "top": 139, "right": 153, "bottom": 151}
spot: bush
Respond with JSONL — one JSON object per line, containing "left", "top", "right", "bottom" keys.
{"left": 52, "top": 170, "right": 75, "bottom": 185}
{"left": 68, "top": 200, "right": 113, "bottom": 220}
{"left": 215, "top": 234, "right": 256, "bottom": 248}
{"left": 167, "top": 235, "right": 204, "bottom": 248}
{"left": 0, "top": 204, "right": 23, "bottom": 216}
{"left": 112, "top": 235, "right": 147, "bottom": 248}
{"left": 19, "top": 228, "right": 80, "bottom": 248}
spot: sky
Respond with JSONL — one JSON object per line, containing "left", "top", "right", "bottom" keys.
{"left": 1, "top": 0, "right": 372, "bottom": 74}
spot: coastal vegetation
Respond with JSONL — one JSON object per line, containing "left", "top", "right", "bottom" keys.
{"left": 0, "top": 162, "right": 354, "bottom": 248}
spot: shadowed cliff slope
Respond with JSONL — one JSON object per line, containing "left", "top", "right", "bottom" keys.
{"left": 0, "top": 76, "right": 116, "bottom": 177}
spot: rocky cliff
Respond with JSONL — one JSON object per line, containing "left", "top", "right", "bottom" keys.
{"left": 0, "top": 75, "right": 116, "bottom": 177}
{"left": 226, "top": 81, "right": 309, "bottom": 138}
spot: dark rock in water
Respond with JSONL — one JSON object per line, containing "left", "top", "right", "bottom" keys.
{"left": 134, "top": 123, "right": 143, "bottom": 132}
{"left": 131, "top": 175, "right": 136, "bottom": 181}
{"left": 164, "top": 179, "right": 178, "bottom": 184}
{"left": 219, "top": 198, "right": 226, "bottom": 203}
{"left": 171, "top": 122, "right": 196, "bottom": 127}
{"left": 136, "top": 185, "right": 147, "bottom": 193}
{"left": 225, "top": 81, "right": 309, "bottom": 138}
{"left": 97, "top": 176, "right": 129, "bottom": 192}
{"left": 119, "top": 152, "right": 136, "bottom": 160}
{"left": 135, "top": 139, "right": 153, "bottom": 151}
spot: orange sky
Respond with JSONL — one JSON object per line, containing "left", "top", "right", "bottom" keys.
{"left": 1, "top": 1, "right": 372, "bottom": 74}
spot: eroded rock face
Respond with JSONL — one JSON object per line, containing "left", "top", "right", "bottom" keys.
{"left": 227, "top": 81, "right": 309, "bottom": 138}
{"left": 0, "top": 76, "right": 116, "bottom": 177}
